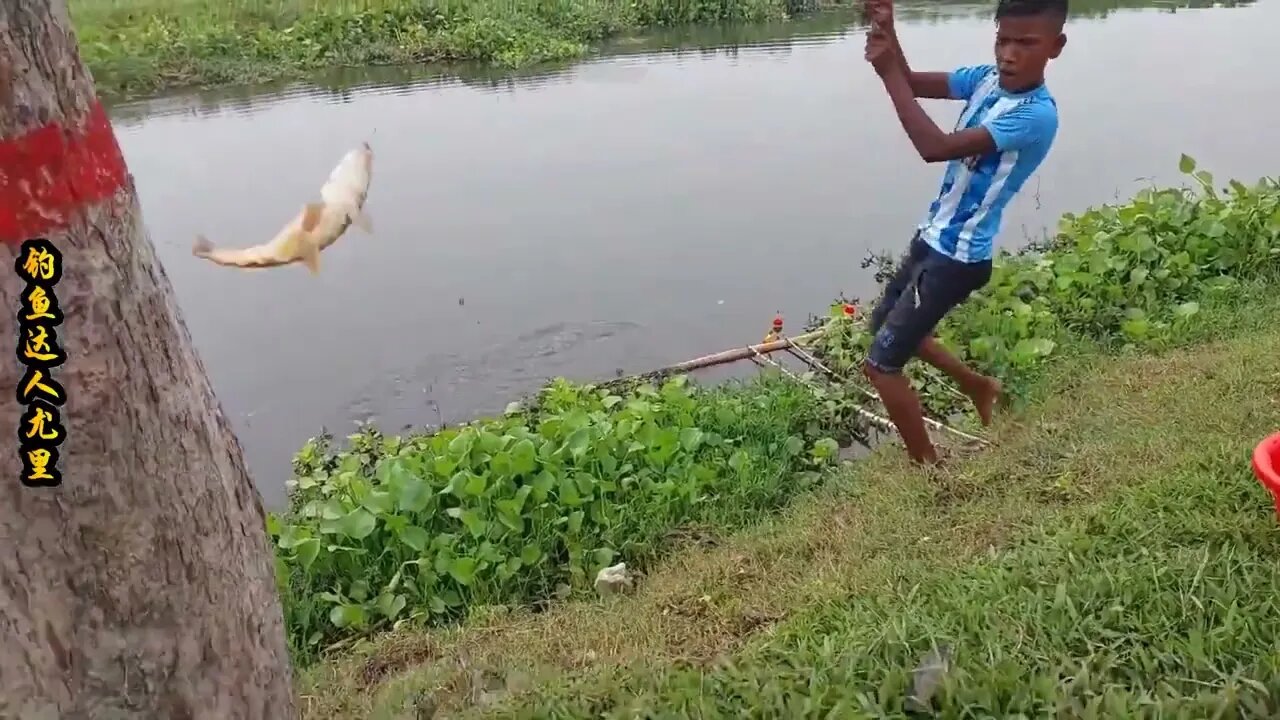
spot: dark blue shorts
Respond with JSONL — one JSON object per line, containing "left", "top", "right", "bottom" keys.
{"left": 865, "top": 232, "right": 992, "bottom": 374}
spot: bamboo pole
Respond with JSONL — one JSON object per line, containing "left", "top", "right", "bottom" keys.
{"left": 598, "top": 327, "right": 826, "bottom": 391}
{"left": 660, "top": 329, "right": 824, "bottom": 374}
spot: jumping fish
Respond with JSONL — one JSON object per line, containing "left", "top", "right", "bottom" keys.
{"left": 192, "top": 142, "right": 375, "bottom": 274}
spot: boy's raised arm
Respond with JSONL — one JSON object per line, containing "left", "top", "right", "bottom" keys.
{"left": 870, "top": 0, "right": 955, "bottom": 99}
{"left": 907, "top": 70, "right": 954, "bottom": 100}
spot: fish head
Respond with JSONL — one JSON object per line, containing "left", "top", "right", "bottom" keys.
{"left": 323, "top": 143, "right": 374, "bottom": 203}
{"left": 348, "top": 143, "right": 373, "bottom": 175}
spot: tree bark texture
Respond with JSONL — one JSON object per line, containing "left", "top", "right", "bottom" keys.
{"left": 0, "top": 2, "right": 295, "bottom": 718}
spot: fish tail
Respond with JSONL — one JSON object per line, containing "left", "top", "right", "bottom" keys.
{"left": 192, "top": 234, "right": 214, "bottom": 257}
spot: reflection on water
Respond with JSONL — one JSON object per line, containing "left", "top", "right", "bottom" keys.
{"left": 107, "top": 0, "right": 1269, "bottom": 508}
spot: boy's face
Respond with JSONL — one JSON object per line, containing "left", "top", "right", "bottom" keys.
{"left": 993, "top": 15, "right": 1066, "bottom": 92}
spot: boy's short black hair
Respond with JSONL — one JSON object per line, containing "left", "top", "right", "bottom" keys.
{"left": 995, "top": 0, "right": 1068, "bottom": 26}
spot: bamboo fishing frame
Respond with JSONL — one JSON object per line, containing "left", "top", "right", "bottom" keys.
{"left": 606, "top": 317, "right": 988, "bottom": 448}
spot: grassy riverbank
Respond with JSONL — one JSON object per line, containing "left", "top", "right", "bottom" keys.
{"left": 278, "top": 158, "right": 1280, "bottom": 716}
{"left": 70, "top": 0, "right": 1248, "bottom": 101}
{"left": 70, "top": 0, "right": 841, "bottom": 100}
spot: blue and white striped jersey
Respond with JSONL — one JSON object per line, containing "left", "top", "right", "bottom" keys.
{"left": 916, "top": 64, "right": 1059, "bottom": 264}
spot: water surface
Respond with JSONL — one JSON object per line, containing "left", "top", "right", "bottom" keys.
{"left": 108, "top": 0, "right": 1277, "bottom": 508}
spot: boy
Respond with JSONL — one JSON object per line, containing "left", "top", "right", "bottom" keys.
{"left": 860, "top": 0, "right": 1067, "bottom": 465}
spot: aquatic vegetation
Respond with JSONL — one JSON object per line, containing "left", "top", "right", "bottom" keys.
{"left": 809, "top": 155, "right": 1280, "bottom": 418}
{"left": 270, "top": 373, "right": 840, "bottom": 662}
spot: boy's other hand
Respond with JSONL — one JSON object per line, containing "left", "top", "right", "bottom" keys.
{"left": 865, "top": 28, "right": 898, "bottom": 77}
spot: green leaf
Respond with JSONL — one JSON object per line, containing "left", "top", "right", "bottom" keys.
{"left": 784, "top": 436, "right": 804, "bottom": 457}
{"left": 349, "top": 579, "right": 370, "bottom": 602}
{"left": 447, "top": 430, "right": 474, "bottom": 459}
{"left": 276, "top": 524, "right": 311, "bottom": 550}
{"left": 399, "top": 525, "right": 430, "bottom": 552}
{"left": 812, "top": 437, "right": 840, "bottom": 462}
{"left": 376, "top": 592, "right": 408, "bottom": 620}
{"left": 448, "top": 556, "right": 478, "bottom": 586}
{"left": 1013, "top": 337, "right": 1057, "bottom": 358}
{"left": 678, "top": 427, "right": 704, "bottom": 453}
{"left": 362, "top": 490, "right": 395, "bottom": 515}
{"left": 531, "top": 470, "right": 557, "bottom": 500}
{"left": 329, "top": 604, "right": 366, "bottom": 629}
{"left": 1174, "top": 301, "right": 1201, "bottom": 320}
{"left": 446, "top": 507, "right": 487, "bottom": 537}
{"left": 592, "top": 547, "right": 616, "bottom": 567}
{"left": 510, "top": 439, "right": 538, "bottom": 475}
{"left": 521, "top": 544, "right": 543, "bottom": 565}
{"left": 396, "top": 475, "right": 431, "bottom": 514}
{"left": 1178, "top": 153, "right": 1196, "bottom": 174}
{"left": 321, "top": 499, "right": 346, "bottom": 521}
{"left": 566, "top": 427, "right": 591, "bottom": 458}
{"left": 559, "top": 475, "right": 582, "bottom": 506}
{"left": 294, "top": 537, "right": 320, "bottom": 570}
{"left": 463, "top": 473, "right": 487, "bottom": 497}
{"left": 496, "top": 500, "right": 525, "bottom": 533}
{"left": 1121, "top": 316, "right": 1150, "bottom": 339}
{"left": 339, "top": 509, "right": 377, "bottom": 540}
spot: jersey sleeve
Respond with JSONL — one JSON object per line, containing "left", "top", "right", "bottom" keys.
{"left": 946, "top": 64, "right": 996, "bottom": 101}
{"left": 982, "top": 99, "right": 1059, "bottom": 153}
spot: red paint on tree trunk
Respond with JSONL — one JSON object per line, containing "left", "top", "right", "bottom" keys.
{"left": 0, "top": 100, "right": 128, "bottom": 244}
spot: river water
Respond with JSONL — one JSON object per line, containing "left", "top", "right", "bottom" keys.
{"left": 105, "top": 0, "right": 1275, "bottom": 509}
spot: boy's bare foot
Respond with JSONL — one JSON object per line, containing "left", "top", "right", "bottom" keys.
{"left": 968, "top": 376, "right": 1002, "bottom": 427}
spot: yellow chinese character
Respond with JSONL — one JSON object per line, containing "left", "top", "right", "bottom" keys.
{"left": 18, "top": 368, "right": 64, "bottom": 405}
{"left": 23, "top": 286, "right": 60, "bottom": 322}
{"left": 23, "top": 405, "right": 62, "bottom": 442}
{"left": 22, "top": 448, "right": 60, "bottom": 486}
{"left": 20, "top": 326, "right": 65, "bottom": 365}
{"left": 21, "top": 246, "right": 58, "bottom": 282}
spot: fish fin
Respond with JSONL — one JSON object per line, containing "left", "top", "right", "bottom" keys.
{"left": 192, "top": 235, "right": 214, "bottom": 257}
{"left": 350, "top": 208, "right": 373, "bottom": 234}
{"left": 301, "top": 203, "right": 324, "bottom": 233}
{"left": 300, "top": 242, "right": 321, "bottom": 275}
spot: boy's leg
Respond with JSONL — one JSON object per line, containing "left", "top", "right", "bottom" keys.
{"left": 862, "top": 244, "right": 991, "bottom": 463}
{"left": 916, "top": 337, "right": 1002, "bottom": 426}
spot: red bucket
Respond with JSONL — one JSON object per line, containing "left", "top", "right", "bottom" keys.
{"left": 1251, "top": 432, "right": 1280, "bottom": 520}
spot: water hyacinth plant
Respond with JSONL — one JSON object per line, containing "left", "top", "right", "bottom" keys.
{"left": 271, "top": 373, "right": 841, "bottom": 662}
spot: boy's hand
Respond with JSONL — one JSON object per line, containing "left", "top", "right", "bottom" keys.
{"left": 865, "top": 0, "right": 895, "bottom": 34}
{"left": 865, "top": 28, "right": 899, "bottom": 77}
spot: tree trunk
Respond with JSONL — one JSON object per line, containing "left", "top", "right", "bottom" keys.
{"left": 0, "top": 2, "right": 295, "bottom": 718}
